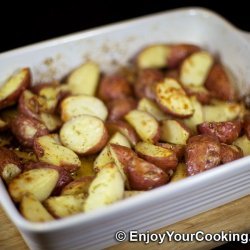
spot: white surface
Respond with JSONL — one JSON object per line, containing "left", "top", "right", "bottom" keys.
{"left": 0, "top": 7, "right": 250, "bottom": 250}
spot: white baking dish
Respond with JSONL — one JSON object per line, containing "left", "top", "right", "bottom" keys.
{"left": 0, "top": 7, "right": 250, "bottom": 250}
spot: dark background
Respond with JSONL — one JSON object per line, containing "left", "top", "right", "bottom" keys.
{"left": 1, "top": 0, "right": 250, "bottom": 53}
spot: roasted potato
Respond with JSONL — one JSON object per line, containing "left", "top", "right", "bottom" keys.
{"left": 98, "top": 74, "right": 132, "bottom": 102}
{"left": 134, "top": 68, "right": 164, "bottom": 99}
{"left": 220, "top": 144, "right": 243, "bottom": 164}
{"left": 125, "top": 110, "right": 160, "bottom": 143}
{"left": 0, "top": 147, "right": 22, "bottom": 183}
{"left": 232, "top": 135, "right": 250, "bottom": 156}
{"left": 184, "top": 85, "right": 212, "bottom": 104}
{"left": 198, "top": 120, "right": 241, "bottom": 144}
{"left": 74, "top": 156, "right": 96, "bottom": 179}
{"left": 155, "top": 142, "right": 185, "bottom": 160}
{"left": 205, "top": 64, "right": 236, "bottom": 101}
{"left": 11, "top": 114, "right": 49, "bottom": 148}
{"left": 170, "top": 163, "right": 187, "bottom": 182}
{"left": 107, "top": 97, "right": 137, "bottom": 121}
{"left": 155, "top": 78, "right": 194, "bottom": 118}
{"left": 0, "top": 68, "right": 31, "bottom": 110}
{"left": 185, "top": 135, "right": 221, "bottom": 176}
{"left": 243, "top": 114, "right": 250, "bottom": 139}
{"left": 123, "top": 191, "right": 145, "bottom": 199}
{"left": 60, "top": 115, "right": 108, "bottom": 155}
{"left": 61, "top": 95, "right": 108, "bottom": 122}
{"left": 135, "top": 142, "right": 178, "bottom": 171}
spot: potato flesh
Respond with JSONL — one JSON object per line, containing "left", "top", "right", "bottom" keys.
{"left": 125, "top": 110, "right": 159, "bottom": 143}
{"left": 160, "top": 120, "right": 189, "bottom": 145}
{"left": 20, "top": 193, "right": 54, "bottom": 222}
{"left": 61, "top": 95, "right": 108, "bottom": 121}
{"left": 180, "top": 51, "right": 213, "bottom": 87}
{"left": 60, "top": 115, "right": 107, "bottom": 155}
{"left": 233, "top": 135, "right": 250, "bottom": 156}
{"left": 124, "top": 191, "right": 144, "bottom": 199}
{"left": 9, "top": 168, "right": 59, "bottom": 202}
{"left": 137, "top": 45, "right": 171, "bottom": 69}
{"left": 84, "top": 163, "right": 124, "bottom": 212}
{"left": 68, "top": 62, "right": 100, "bottom": 95}
{"left": 170, "top": 163, "right": 187, "bottom": 182}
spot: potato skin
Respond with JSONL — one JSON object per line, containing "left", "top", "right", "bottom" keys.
{"left": 24, "top": 162, "right": 72, "bottom": 195}
{"left": 0, "top": 68, "right": 31, "bottom": 110}
{"left": 98, "top": 74, "right": 132, "bottom": 102}
{"left": 184, "top": 86, "right": 212, "bottom": 104}
{"left": 107, "top": 97, "right": 137, "bottom": 121}
{"left": 156, "top": 142, "right": 185, "bottom": 160}
{"left": 185, "top": 135, "right": 221, "bottom": 176}
{"left": 11, "top": 114, "right": 49, "bottom": 148}
{"left": 197, "top": 120, "right": 241, "bottom": 144}
{"left": 220, "top": 144, "right": 243, "bottom": 164}
{"left": 168, "top": 44, "right": 200, "bottom": 69}
{"left": 134, "top": 69, "right": 164, "bottom": 99}
{"left": 243, "top": 114, "right": 250, "bottom": 139}
{"left": 205, "top": 64, "right": 236, "bottom": 101}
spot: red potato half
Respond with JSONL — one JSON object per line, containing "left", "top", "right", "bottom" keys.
{"left": 61, "top": 95, "right": 108, "bottom": 122}
{"left": 205, "top": 64, "right": 236, "bottom": 101}
{"left": 60, "top": 115, "right": 108, "bottom": 155}
{"left": 198, "top": 120, "right": 242, "bottom": 144}
{"left": 11, "top": 114, "right": 49, "bottom": 148}
{"left": 34, "top": 134, "right": 81, "bottom": 173}
{"left": 220, "top": 144, "right": 243, "bottom": 164}
{"left": 0, "top": 68, "right": 31, "bottom": 110}
{"left": 135, "top": 142, "right": 178, "bottom": 171}
{"left": 185, "top": 135, "right": 221, "bottom": 176}
{"left": 155, "top": 78, "right": 194, "bottom": 118}
{"left": 8, "top": 168, "right": 59, "bottom": 202}
{"left": 232, "top": 135, "right": 250, "bottom": 156}
{"left": 243, "top": 114, "right": 250, "bottom": 139}
{"left": 0, "top": 147, "right": 22, "bottom": 183}
{"left": 156, "top": 142, "right": 185, "bottom": 160}
{"left": 184, "top": 85, "right": 212, "bottom": 104}
{"left": 125, "top": 110, "right": 160, "bottom": 143}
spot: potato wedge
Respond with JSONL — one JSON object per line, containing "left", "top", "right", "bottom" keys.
{"left": 205, "top": 64, "right": 236, "bottom": 101}
{"left": 105, "top": 121, "right": 139, "bottom": 146}
{"left": 138, "top": 98, "right": 169, "bottom": 121}
{"left": 125, "top": 110, "right": 160, "bottom": 143}
{"left": 243, "top": 114, "right": 250, "bottom": 139}
{"left": 98, "top": 74, "right": 132, "bottom": 102}
{"left": 170, "top": 163, "right": 187, "bottom": 182}
{"left": 155, "top": 142, "right": 185, "bottom": 160}
{"left": 61, "top": 176, "right": 94, "bottom": 196}
{"left": 20, "top": 193, "right": 54, "bottom": 222}
{"left": 184, "top": 85, "right": 212, "bottom": 104}
{"left": 168, "top": 44, "right": 200, "bottom": 68}
{"left": 9, "top": 168, "right": 59, "bottom": 202}
{"left": 11, "top": 114, "right": 49, "bottom": 148}
{"left": 60, "top": 115, "right": 108, "bottom": 155}
{"left": 61, "top": 95, "right": 108, "bottom": 122}
{"left": 180, "top": 51, "right": 213, "bottom": 87}
{"left": 198, "top": 120, "right": 241, "bottom": 144}
{"left": 136, "top": 44, "right": 171, "bottom": 69}
{"left": 135, "top": 142, "right": 178, "bottom": 171}
{"left": 67, "top": 61, "right": 100, "bottom": 96}
{"left": 160, "top": 120, "right": 190, "bottom": 145}
{"left": 0, "top": 68, "right": 31, "bottom": 109}
{"left": 73, "top": 156, "right": 96, "bottom": 179}
{"left": 39, "top": 113, "right": 62, "bottom": 132}
{"left": 34, "top": 134, "right": 81, "bottom": 173}
{"left": 203, "top": 101, "right": 243, "bottom": 122}
{"left": 84, "top": 163, "right": 124, "bottom": 212}
{"left": 123, "top": 191, "right": 144, "bottom": 199}
{"left": 44, "top": 194, "right": 85, "bottom": 218}
{"left": 13, "top": 149, "right": 37, "bottom": 163}
{"left": 220, "top": 144, "right": 243, "bottom": 164}
{"left": 155, "top": 78, "right": 194, "bottom": 118}
{"left": 182, "top": 96, "right": 204, "bottom": 133}
{"left": 0, "top": 147, "right": 22, "bottom": 183}
{"left": 107, "top": 97, "right": 137, "bottom": 121}
{"left": 94, "top": 132, "right": 131, "bottom": 171}
{"left": 232, "top": 135, "right": 250, "bottom": 156}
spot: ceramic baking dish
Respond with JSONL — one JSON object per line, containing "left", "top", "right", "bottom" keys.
{"left": 0, "top": 7, "right": 250, "bottom": 250}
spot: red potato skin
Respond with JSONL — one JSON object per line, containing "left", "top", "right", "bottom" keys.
{"left": 11, "top": 114, "right": 49, "bottom": 148}
{"left": 107, "top": 97, "right": 137, "bottom": 121}
{"left": 197, "top": 121, "right": 242, "bottom": 144}
{"left": 205, "top": 64, "right": 236, "bottom": 101}
{"left": 165, "top": 70, "right": 179, "bottom": 81}
{"left": 106, "top": 120, "right": 139, "bottom": 146}
{"left": 156, "top": 142, "right": 185, "bottom": 160}
{"left": 167, "top": 44, "right": 200, "bottom": 69}
{"left": 24, "top": 162, "right": 72, "bottom": 195}
{"left": 0, "top": 147, "right": 22, "bottom": 182}
{"left": 134, "top": 69, "right": 164, "bottom": 99}
{"left": 183, "top": 87, "right": 212, "bottom": 104}
{"left": 243, "top": 114, "right": 250, "bottom": 139}
{"left": 220, "top": 144, "right": 243, "bottom": 164}
{"left": 0, "top": 68, "right": 31, "bottom": 110}
{"left": 98, "top": 74, "right": 133, "bottom": 102}
{"left": 110, "top": 144, "right": 137, "bottom": 164}
{"left": 185, "top": 135, "right": 221, "bottom": 176}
